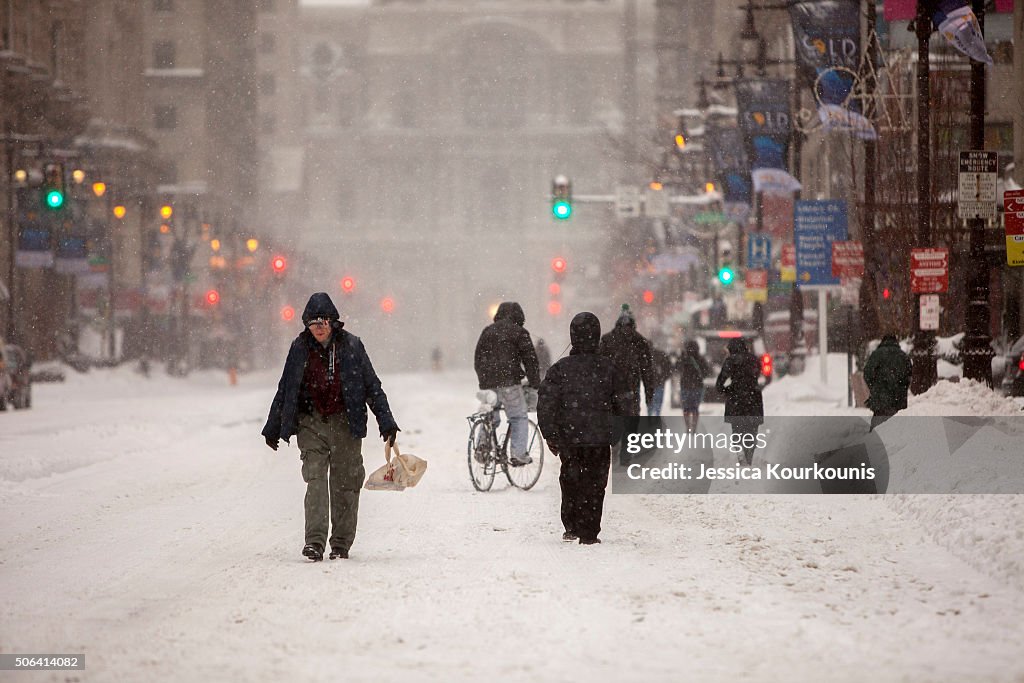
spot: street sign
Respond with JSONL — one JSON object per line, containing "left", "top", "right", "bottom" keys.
{"left": 780, "top": 243, "right": 796, "bottom": 282}
{"left": 795, "top": 200, "right": 847, "bottom": 287}
{"left": 840, "top": 277, "right": 861, "bottom": 307}
{"left": 920, "top": 294, "right": 940, "bottom": 331}
{"left": 616, "top": 185, "right": 642, "bottom": 219}
{"left": 747, "top": 234, "right": 772, "bottom": 270}
{"left": 743, "top": 268, "right": 768, "bottom": 302}
{"left": 831, "top": 240, "right": 865, "bottom": 278}
{"left": 958, "top": 150, "right": 998, "bottom": 220}
{"left": 1006, "top": 189, "right": 1024, "bottom": 267}
{"left": 645, "top": 186, "right": 669, "bottom": 218}
{"left": 910, "top": 247, "right": 949, "bottom": 294}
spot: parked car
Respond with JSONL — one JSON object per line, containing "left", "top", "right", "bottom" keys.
{"left": 1, "top": 344, "right": 32, "bottom": 410}
{"left": 999, "top": 335, "right": 1024, "bottom": 397}
{"left": 671, "top": 329, "right": 772, "bottom": 405}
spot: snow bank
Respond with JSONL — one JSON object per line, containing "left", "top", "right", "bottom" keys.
{"left": 902, "top": 378, "right": 1023, "bottom": 416}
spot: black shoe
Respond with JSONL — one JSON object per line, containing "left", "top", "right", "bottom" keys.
{"left": 562, "top": 532, "right": 578, "bottom": 542}
{"left": 302, "top": 544, "right": 324, "bottom": 562}
{"left": 579, "top": 538, "right": 602, "bottom": 545}
{"left": 329, "top": 548, "right": 349, "bottom": 560}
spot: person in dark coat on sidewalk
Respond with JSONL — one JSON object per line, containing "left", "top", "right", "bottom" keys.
{"left": 678, "top": 339, "right": 711, "bottom": 433}
{"left": 864, "top": 333, "right": 912, "bottom": 430}
{"left": 715, "top": 337, "right": 764, "bottom": 466}
{"left": 262, "top": 292, "right": 399, "bottom": 562}
{"left": 474, "top": 302, "right": 542, "bottom": 466}
{"left": 598, "top": 304, "right": 655, "bottom": 416}
{"left": 538, "top": 312, "right": 629, "bottom": 545}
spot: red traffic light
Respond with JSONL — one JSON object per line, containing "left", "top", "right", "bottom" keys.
{"left": 547, "top": 300, "right": 562, "bottom": 316}
{"left": 882, "top": 287, "right": 891, "bottom": 300}
{"left": 205, "top": 289, "right": 220, "bottom": 305}
{"left": 381, "top": 297, "right": 395, "bottom": 314}
{"left": 551, "top": 257, "right": 567, "bottom": 274}
{"left": 549, "top": 282, "right": 561, "bottom": 295}
{"left": 281, "top": 305, "right": 295, "bottom": 322}
{"left": 271, "top": 255, "right": 287, "bottom": 274}
{"left": 642, "top": 289, "right": 655, "bottom": 304}
{"left": 341, "top": 276, "right": 356, "bottom": 293}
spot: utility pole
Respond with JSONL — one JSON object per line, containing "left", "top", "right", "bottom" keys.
{"left": 910, "top": 0, "right": 938, "bottom": 394}
{"left": 960, "top": 0, "right": 995, "bottom": 386}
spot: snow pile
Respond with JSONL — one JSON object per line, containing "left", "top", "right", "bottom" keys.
{"left": 887, "top": 495, "right": 1024, "bottom": 592}
{"left": 761, "top": 353, "right": 857, "bottom": 415}
{"left": 902, "top": 378, "right": 1023, "bottom": 416}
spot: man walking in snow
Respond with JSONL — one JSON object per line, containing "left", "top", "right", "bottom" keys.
{"left": 474, "top": 301, "right": 542, "bottom": 467}
{"left": 538, "top": 312, "right": 628, "bottom": 545}
{"left": 262, "top": 292, "right": 399, "bottom": 562}
{"left": 864, "top": 333, "right": 912, "bottom": 430}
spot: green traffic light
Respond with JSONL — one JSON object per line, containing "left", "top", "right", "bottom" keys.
{"left": 552, "top": 200, "right": 572, "bottom": 220}
{"left": 45, "top": 189, "right": 65, "bottom": 209}
{"left": 718, "top": 267, "right": 735, "bottom": 285}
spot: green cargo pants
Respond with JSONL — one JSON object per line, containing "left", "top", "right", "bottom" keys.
{"left": 296, "top": 411, "right": 366, "bottom": 553}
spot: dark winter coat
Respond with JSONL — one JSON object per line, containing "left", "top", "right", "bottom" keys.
{"left": 474, "top": 302, "right": 541, "bottom": 390}
{"left": 262, "top": 293, "right": 398, "bottom": 442}
{"left": 598, "top": 319, "right": 655, "bottom": 415}
{"left": 864, "top": 336, "right": 912, "bottom": 414}
{"left": 678, "top": 341, "right": 711, "bottom": 391}
{"left": 650, "top": 348, "right": 674, "bottom": 386}
{"left": 538, "top": 312, "right": 629, "bottom": 449}
{"left": 715, "top": 338, "right": 764, "bottom": 424}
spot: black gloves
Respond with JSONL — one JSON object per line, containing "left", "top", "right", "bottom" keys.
{"left": 382, "top": 428, "right": 400, "bottom": 446}
{"left": 265, "top": 436, "right": 279, "bottom": 451}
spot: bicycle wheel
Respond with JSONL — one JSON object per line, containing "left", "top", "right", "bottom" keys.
{"left": 467, "top": 416, "right": 496, "bottom": 492}
{"left": 505, "top": 419, "right": 545, "bottom": 490}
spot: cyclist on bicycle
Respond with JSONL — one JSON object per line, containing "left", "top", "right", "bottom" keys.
{"left": 473, "top": 302, "right": 541, "bottom": 467}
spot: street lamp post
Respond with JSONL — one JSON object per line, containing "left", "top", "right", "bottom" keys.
{"left": 960, "top": 0, "right": 995, "bottom": 386}
{"left": 910, "top": 1, "right": 938, "bottom": 394}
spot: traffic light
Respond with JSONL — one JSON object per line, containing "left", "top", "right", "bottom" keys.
{"left": 882, "top": 287, "right": 892, "bottom": 300}
{"left": 642, "top": 289, "right": 655, "bottom": 304}
{"left": 551, "top": 256, "right": 567, "bottom": 274}
{"left": 717, "top": 265, "right": 735, "bottom": 286}
{"left": 381, "top": 297, "right": 395, "bottom": 314}
{"left": 281, "top": 305, "right": 295, "bottom": 322}
{"left": 42, "top": 162, "right": 65, "bottom": 210}
{"left": 674, "top": 115, "right": 687, "bottom": 152}
{"left": 341, "top": 276, "right": 356, "bottom": 294}
{"left": 159, "top": 204, "right": 174, "bottom": 220}
{"left": 551, "top": 175, "right": 572, "bottom": 221}
{"left": 271, "top": 255, "right": 287, "bottom": 275}
{"left": 205, "top": 289, "right": 220, "bottom": 306}
{"left": 549, "top": 256, "right": 566, "bottom": 315}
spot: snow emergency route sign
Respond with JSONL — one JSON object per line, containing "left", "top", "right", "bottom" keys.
{"left": 831, "top": 240, "right": 864, "bottom": 278}
{"left": 958, "top": 150, "right": 998, "bottom": 220}
{"left": 910, "top": 247, "right": 949, "bottom": 294}
{"left": 794, "top": 200, "right": 847, "bottom": 287}
{"left": 1005, "top": 189, "right": 1024, "bottom": 267}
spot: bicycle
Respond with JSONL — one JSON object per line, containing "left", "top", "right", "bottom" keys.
{"left": 466, "top": 393, "right": 544, "bottom": 492}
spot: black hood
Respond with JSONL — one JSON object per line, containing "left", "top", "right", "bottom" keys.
{"left": 494, "top": 301, "right": 525, "bottom": 326}
{"left": 727, "top": 337, "right": 748, "bottom": 354}
{"left": 301, "top": 292, "right": 340, "bottom": 325}
{"left": 569, "top": 312, "right": 601, "bottom": 354}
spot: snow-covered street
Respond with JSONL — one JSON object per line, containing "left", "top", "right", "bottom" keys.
{"left": 2, "top": 366, "right": 1023, "bottom": 682}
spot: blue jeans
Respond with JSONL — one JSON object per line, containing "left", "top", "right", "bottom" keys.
{"left": 490, "top": 385, "right": 528, "bottom": 458}
{"left": 648, "top": 385, "right": 665, "bottom": 416}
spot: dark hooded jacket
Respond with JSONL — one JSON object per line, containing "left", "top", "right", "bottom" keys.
{"left": 715, "top": 337, "right": 764, "bottom": 423}
{"left": 474, "top": 302, "right": 541, "bottom": 390}
{"left": 864, "top": 335, "right": 912, "bottom": 413}
{"left": 598, "top": 313, "right": 655, "bottom": 415}
{"left": 262, "top": 292, "right": 398, "bottom": 442}
{"left": 678, "top": 339, "right": 711, "bottom": 391}
{"left": 538, "top": 312, "right": 629, "bottom": 449}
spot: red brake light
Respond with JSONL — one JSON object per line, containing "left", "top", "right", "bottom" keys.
{"left": 760, "top": 353, "right": 773, "bottom": 377}
{"left": 718, "top": 331, "right": 743, "bottom": 338}
{"left": 1018, "top": 354, "right": 1024, "bottom": 372}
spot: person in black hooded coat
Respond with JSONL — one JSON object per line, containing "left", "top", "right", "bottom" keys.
{"left": 715, "top": 337, "right": 764, "bottom": 465}
{"left": 598, "top": 305, "right": 655, "bottom": 416}
{"left": 538, "top": 312, "right": 629, "bottom": 545}
{"left": 262, "top": 292, "right": 399, "bottom": 562}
